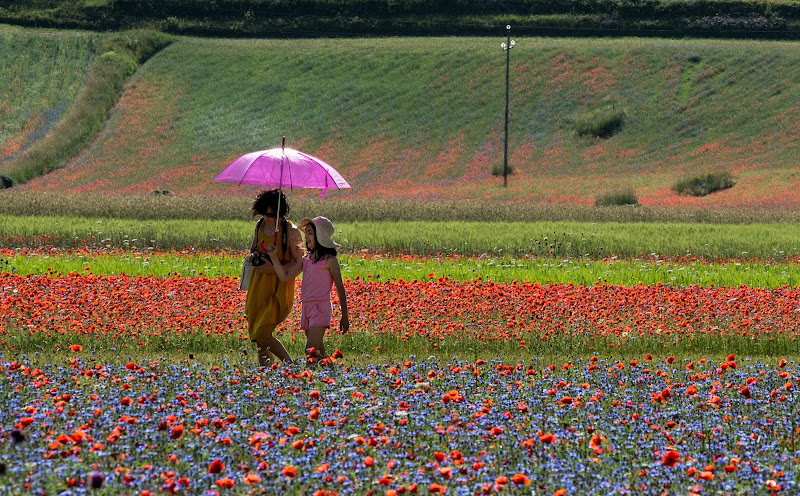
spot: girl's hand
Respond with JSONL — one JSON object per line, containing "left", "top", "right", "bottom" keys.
{"left": 340, "top": 315, "right": 350, "bottom": 333}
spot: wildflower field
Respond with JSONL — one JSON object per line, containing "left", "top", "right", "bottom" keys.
{"left": 3, "top": 218, "right": 800, "bottom": 495}
{"left": 5, "top": 24, "right": 800, "bottom": 496}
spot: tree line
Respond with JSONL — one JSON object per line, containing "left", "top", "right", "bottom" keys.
{"left": 2, "top": 0, "right": 800, "bottom": 39}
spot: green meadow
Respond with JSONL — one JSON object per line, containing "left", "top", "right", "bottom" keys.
{"left": 4, "top": 213, "right": 800, "bottom": 259}
{"left": 8, "top": 250, "right": 800, "bottom": 289}
{"left": 5, "top": 212, "right": 800, "bottom": 290}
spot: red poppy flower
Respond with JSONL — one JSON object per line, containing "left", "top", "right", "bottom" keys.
{"left": 539, "top": 433, "right": 555, "bottom": 444}
{"left": 662, "top": 450, "right": 680, "bottom": 467}
{"left": 215, "top": 477, "right": 235, "bottom": 489}
{"left": 208, "top": 460, "right": 225, "bottom": 474}
{"left": 281, "top": 466, "right": 297, "bottom": 477}
{"left": 169, "top": 425, "right": 184, "bottom": 439}
{"left": 244, "top": 473, "right": 261, "bottom": 485}
{"left": 511, "top": 473, "right": 530, "bottom": 486}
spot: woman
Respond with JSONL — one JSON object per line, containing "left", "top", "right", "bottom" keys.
{"left": 245, "top": 189, "right": 305, "bottom": 367}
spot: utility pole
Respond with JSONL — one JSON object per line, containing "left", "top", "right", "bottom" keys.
{"left": 501, "top": 25, "right": 515, "bottom": 187}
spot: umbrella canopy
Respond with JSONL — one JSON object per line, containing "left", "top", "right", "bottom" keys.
{"left": 214, "top": 145, "right": 350, "bottom": 198}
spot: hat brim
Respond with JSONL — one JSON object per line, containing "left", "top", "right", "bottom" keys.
{"left": 298, "top": 217, "right": 341, "bottom": 250}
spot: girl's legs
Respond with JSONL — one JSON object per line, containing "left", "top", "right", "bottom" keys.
{"left": 305, "top": 326, "right": 329, "bottom": 363}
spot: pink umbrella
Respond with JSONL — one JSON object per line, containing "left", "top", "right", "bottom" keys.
{"left": 214, "top": 137, "right": 350, "bottom": 197}
{"left": 214, "top": 137, "right": 350, "bottom": 233}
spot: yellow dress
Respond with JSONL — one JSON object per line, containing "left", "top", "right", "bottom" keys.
{"left": 245, "top": 220, "right": 301, "bottom": 342}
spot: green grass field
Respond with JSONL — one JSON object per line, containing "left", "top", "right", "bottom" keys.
{"left": 4, "top": 213, "right": 800, "bottom": 258}
{"left": 8, "top": 249, "right": 800, "bottom": 288}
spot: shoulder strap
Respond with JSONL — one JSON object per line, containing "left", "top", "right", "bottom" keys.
{"left": 281, "top": 219, "right": 289, "bottom": 261}
{"left": 253, "top": 218, "right": 263, "bottom": 250}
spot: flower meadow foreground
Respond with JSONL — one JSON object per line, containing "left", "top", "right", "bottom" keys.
{"left": 1, "top": 354, "right": 798, "bottom": 495}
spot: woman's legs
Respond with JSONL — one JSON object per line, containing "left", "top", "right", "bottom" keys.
{"left": 266, "top": 337, "right": 292, "bottom": 362}
{"left": 305, "top": 326, "right": 329, "bottom": 363}
{"left": 255, "top": 341, "right": 275, "bottom": 367}
{"left": 255, "top": 337, "right": 292, "bottom": 367}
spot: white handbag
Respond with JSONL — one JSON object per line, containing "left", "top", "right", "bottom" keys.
{"left": 239, "top": 259, "right": 254, "bottom": 291}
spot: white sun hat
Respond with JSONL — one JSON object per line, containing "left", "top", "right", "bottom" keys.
{"left": 298, "top": 216, "right": 341, "bottom": 249}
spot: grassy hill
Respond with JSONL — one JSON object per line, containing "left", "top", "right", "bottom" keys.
{"left": 5, "top": 30, "right": 800, "bottom": 208}
{"left": 0, "top": 26, "right": 93, "bottom": 162}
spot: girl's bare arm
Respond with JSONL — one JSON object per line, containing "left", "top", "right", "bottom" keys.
{"left": 328, "top": 256, "right": 350, "bottom": 333}
{"left": 266, "top": 247, "right": 303, "bottom": 281}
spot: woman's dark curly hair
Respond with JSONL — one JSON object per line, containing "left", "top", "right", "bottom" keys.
{"left": 251, "top": 189, "right": 289, "bottom": 218}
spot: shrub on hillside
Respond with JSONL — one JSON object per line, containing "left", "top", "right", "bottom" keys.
{"left": 99, "top": 30, "right": 174, "bottom": 63}
{"left": 99, "top": 51, "right": 137, "bottom": 79}
{"left": 595, "top": 188, "right": 639, "bottom": 206}
{"left": 672, "top": 172, "right": 735, "bottom": 196}
{"left": 491, "top": 163, "right": 514, "bottom": 177}
{"left": 575, "top": 98, "right": 626, "bottom": 138}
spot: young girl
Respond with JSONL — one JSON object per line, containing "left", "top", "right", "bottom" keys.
{"left": 266, "top": 216, "right": 350, "bottom": 362}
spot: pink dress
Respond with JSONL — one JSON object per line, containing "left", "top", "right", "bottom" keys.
{"left": 300, "top": 255, "right": 334, "bottom": 330}
{"left": 301, "top": 255, "right": 333, "bottom": 302}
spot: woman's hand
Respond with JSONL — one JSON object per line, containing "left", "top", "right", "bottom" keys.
{"left": 246, "top": 251, "right": 260, "bottom": 264}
